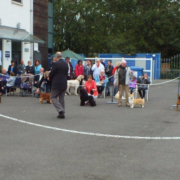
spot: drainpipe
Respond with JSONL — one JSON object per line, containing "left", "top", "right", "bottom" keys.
{"left": 30, "top": 0, "right": 33, "bottom": 64}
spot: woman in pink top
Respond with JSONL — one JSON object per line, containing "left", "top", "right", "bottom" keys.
{"left": 75, "top": 60, "right": 84, "bottom": 77}
{"left": 84, "top": 75, "right": 98, "bottom": 98}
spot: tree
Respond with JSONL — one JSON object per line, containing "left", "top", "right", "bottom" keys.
{"left": 54, "top": 0, "right": 180, "bottom": 57}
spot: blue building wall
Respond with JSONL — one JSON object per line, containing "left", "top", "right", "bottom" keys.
{"left": 98, "top": 53, "right": 161, "bottom": 79}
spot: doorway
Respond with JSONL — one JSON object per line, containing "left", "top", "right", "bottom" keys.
{"left": 12, "top": 41, "right": 21, "bottom": 65}
{"left": 12, "top": 51, "right": 21, "bottom": 66}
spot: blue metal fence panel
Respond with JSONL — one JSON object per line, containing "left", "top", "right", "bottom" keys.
{"left": 127, "top": 60, "right": 135, "bottom": 67}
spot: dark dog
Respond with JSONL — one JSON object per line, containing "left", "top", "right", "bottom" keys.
{"left": 79, "top": 89, "right": 96, "bottom": 107}
{"left": 176, "top": 94, "right": 180, "bottom": 111}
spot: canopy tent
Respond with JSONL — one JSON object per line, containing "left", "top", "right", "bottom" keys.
{"left": 53, "top": 49, "right": 84, "bottom": 60}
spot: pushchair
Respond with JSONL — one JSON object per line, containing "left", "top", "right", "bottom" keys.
{"left": 20, "top": 82, "right": 32, "bottom": 97}
{"left": 20, "top": 74, "right": 33, "bottom": 97}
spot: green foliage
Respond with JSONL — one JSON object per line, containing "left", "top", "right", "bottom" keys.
{"left": 54, "top": 0, "right": 180, "bottom": 57}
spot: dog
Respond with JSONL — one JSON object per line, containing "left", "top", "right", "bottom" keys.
{"left": 176, "top": 94, "right": 180, "bottom": 111}
{"left": 128, "top": 93, "right": 144, "bottom": 108}
{"left": 66, "top": 75, "right": 84, "bottom": 95}
{"left": 79, "top": 89, "right": 96, "bottom": 107}
{"left": 39, "top": 92, "right": 52, "bottom": 104}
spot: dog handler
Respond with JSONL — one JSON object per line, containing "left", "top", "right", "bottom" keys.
{"left": 114, "top": 60, "right": 133, "bottom": 107}
{"left": 49, "top": 52, "right": 68, "bottom": 119}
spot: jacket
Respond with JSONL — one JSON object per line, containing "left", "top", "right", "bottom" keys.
{"left": 85, "top": 80, "right": 98, "bottom": 96}
{"left": 137, "top": 76, "right": 150, "bottom": 90}
{"left": 129, "top": 80, "right": 137, "bottom": 89}
{"left": 18, "top": 64, "right": 26, "bottom": 74}
{"left": 84, "top": 65, "right": 93, "bottom": 81}
{"left": 75, "top": 65, "right": 84, "bottom": 77}
{"left": 6, "top": 76, "right": 16, "bottom": 87}
{"left": 67, "top": 62, "right": 73, "bottom": 78}
{"left": 26, "top": 65, "right": 35, "bottom": 74}
{"left": 49, "top": 59, "right": 68, "bottom": 90}
{"left": 95, "top": 74, "right": 108, "bottom": 85}
{"left": 105, "top": 65, "right": 113, "bottom": 77}
{"left": 112, "top": 66, "right": 117, "bottom": 75}
{"left": 114, "top": 66, "right": 132, "bottom": 86}
{"left": 8, "top": 65, "right": 18, "bottom": 75}
{"left": 0, "top": 73, "right": 9, "bottom": 82}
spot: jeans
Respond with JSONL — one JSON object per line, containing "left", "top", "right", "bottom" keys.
{"left": 97, "top": 86, "right": 104, "bottom": 94}
{"left": 138, "top": 89, "right": 146, "bottom": 99}
{"left": 129, "top": 87, "right": 135, "bottom": 94}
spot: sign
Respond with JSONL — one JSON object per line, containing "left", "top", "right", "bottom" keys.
{"left": 5, "top": 51, "right": 10, "bottom": 58}
{"left": 34, "top": 43, "right": 39, "bottom": 51}
{"left": 25, "top": 48, "right": 29, "bottom": 52}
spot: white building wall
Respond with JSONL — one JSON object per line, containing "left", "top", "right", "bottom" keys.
{"left": 2, "top": 40, "right": 12, "bottom": 70}
{"left": 0, "top": 0, "right": 33, "bottom": 69}
{"left": 0, "top": 0, "right": 31, "bottom": 32}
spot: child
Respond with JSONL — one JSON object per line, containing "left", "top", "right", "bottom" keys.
{"left": 129, "top": 76, "right": 137, "bottom": 94}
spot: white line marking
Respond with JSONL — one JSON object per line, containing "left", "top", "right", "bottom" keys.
{"left": 0, "top": 113, "right": 180, "bottom": 140}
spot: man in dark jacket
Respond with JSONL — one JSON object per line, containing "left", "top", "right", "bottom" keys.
{"left": 26, "top": 61, "right": 34, "bottom": 74}
{"left": 49, "top": 52, "right": 68, "bottom": 119}
{"left": 105, "top": 60, "right": 113, "bottom": 96}
{"left": 65, "top": 57, "right": 74, "bottom": 80}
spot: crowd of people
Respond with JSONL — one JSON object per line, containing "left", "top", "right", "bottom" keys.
{"left": 0, "top": 54, "right": 150, "bottom": 111}
{"left": 0, "top": 59, "right": 44, "bottom": 95}
{"left": 0, "top": 52, "right": 151, "bottom": 119}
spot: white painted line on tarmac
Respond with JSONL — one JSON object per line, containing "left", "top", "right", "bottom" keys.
{"left": 0, "top": 113, "right": 180, "bottom": 140}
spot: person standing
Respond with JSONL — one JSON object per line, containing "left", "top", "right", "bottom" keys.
{"left": 17, "top": 60, "right": 26, "bottom": 75}
{"left": 34, "top": 60, "right": 42, "bottom": 74}
{"left": 84, "top": 60, "right": 93, "bottom": 81}
{"left": 112, "top": 61, "right": 121, "bottom": 95}
{"left": 8, "top": 60, "right": 18, "bottom": 75}
{"left": 91, "top": 59, "right": 104, "bottom": 79}
{"left": 26, "top": 61, "right": 34, "bottom": 74}
{"left": 105, "top": 60, "right": 113, "bottom": 96}
{"left": 114, "top": 60, "right": 133, "bottom": 107}
{"left": 75, "top": 59, "right": 84, "bottom": 78}
{"left": 49, "top": 52, "right": 68, "bottom": 119}
{"left": 100, "top": 59, "right": 106, "bottom": 67}
{"left": 65, "top": 57, "right": 74, "bottom": 80}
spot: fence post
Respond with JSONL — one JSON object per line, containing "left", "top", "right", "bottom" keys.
{"left": 178, "top": 73, "right": 180, "bottom": 97}
{"left": 106, "top": 85, "right": 117, "bottom": 104}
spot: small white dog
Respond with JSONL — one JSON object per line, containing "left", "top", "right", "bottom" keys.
{"left": 128, "top": 93, "right": 145, "bottom": 108}
{"left": 66, "top": 75, "right": 84, "bottom": 95}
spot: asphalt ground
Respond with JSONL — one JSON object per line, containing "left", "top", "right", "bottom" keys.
{"left": 0, "top": 80, "right": 180, "bottom": 180}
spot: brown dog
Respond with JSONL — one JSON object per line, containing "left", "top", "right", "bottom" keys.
{"left": 39, "top": 92, "right": 52, "bottom": 104}
{"left": 176, "top": 94, "right": 180, "bottom": 111}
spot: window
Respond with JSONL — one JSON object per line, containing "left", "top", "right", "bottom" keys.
{"left": 12, "top": 0, "right": 23, "bottom": 5}
{"left": 12, "top": 0, "right": 22, "bottom": 3}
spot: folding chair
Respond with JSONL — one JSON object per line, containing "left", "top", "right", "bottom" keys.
{"left": 8, "top": 77, "right": 22, "bottom": 96}
{"left": 134, "top": 85, "right": 149, "bottom": 101}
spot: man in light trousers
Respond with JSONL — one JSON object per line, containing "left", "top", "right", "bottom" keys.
{"left": 114, "top": 60, "right": 133, "bottom": 107}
